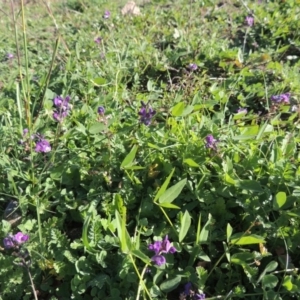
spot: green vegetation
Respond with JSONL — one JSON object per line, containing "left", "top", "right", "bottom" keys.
{"left": 0, "top": 0, "right": 300, "bottom": 299}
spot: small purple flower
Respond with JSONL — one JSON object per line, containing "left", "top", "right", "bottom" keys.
{"left": 237, "top": 107, "right": 247, "bottom": 114}
{"left": 151, "top": 255, "right": 166, "bottom": 266}
{"left": 3, "top": 232, "right": 29, "bottom": 249}
{"left": 53, "top": 110, "right": 69, "bottom": 122}
{"left": 184, "top": 282, "right": 192, "bottom": 296}
{"left": 98, "top": 106, "right": 105, "bottom": 115}
{"left": 3, "top": 235, "right": 15, "bottom": 249}
{"left": 271, "top": 93, "right": 291, "bottom": 104}
{"left": 205, "top": 134, "right": 218, "bottom": 151}
{"left": 14, "top": 232, "right": 29, "bottom": 244}
{"left": 23, "top": 128, "right": 29, "bottom": 135}
{"left": 7, "top": 53, "right": 14, "bottom": 59}
{"left": 53, "top": 95, "right": 71, "bottom": 122}
{"left": 195, "top": 293, "right": 206, "bottom": 300}
{"left": 148, "top": 241, "right": 162, "bottom": 254}
{"left": 161, "top": 235, "right": 176, "bottom": 254}
{"left": 35, "top": 138, "right": 51, "bottom": 153}
{"left": 245, "top": 15, "right": 254, "bottom": 27}
{"left": 188, "top": 63, "right": 198, "bottom": 71}
{"left": 148, "top": 235, "right": 176, "bottom": 266}
{"left": 183, "top": 282, "right": 205, "bottom": 300}
{"left": 139, "top": 101, "right": 156, "bottom": 126}
{"left": 53, "top": 95, "right": 70, "bottom": 109}
{"left": 103, "top": 10, "right": 111, "bottom": 19}
{"left": 94, "top": 37, "right": 102, "bottom": 44}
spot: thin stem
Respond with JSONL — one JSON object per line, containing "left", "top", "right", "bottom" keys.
{"left": 34, "top": 197, "right": 42, "bottom": 244}
{"left": 24, "top": 261, "right": 38, "bottom": 300}
{"left": 242, "top": 27, "right": 250, "bottom": 60}
{"left": 158, "top": 206, "right": 175, "bottom": 232}
{"left": 129, "top": 254, "right": 152, "bottom": 300}
{"left": 20, "top": 0, "right": 31, "bottom": 128}
{"left": 136, "top": 264, "right": 149, "bottom": 300}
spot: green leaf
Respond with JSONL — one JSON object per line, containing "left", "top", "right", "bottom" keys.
{"left": 92, "top": 77, "right": 107, "bottom": 85}
{"left": 233, "top": 125, "right": 259, "bottom": 140}
{"left": 184, "top": 158, "right": 200, "bottom": 168}
{"left": 154, "top": 168, "right": 175, "bottom": 203}
{"left": 257, "top": 261, "right": 278, "bottom": 283}
{"left": 273, "top": 192, "right": 286, "bottom": 210}
{"left": 264, "top": 261, "right": 278, "bottom": 273}
{"left": 148, "top": 143, "right": 160, "bottom": 150}
{"left": 223, "top": 241, "right": 230, "bottom": 262}
{"left": 262, "top": 274, "right": 278, "bottom": 289}
{"left": 171, "top": 102, "right": 185, "bottom": 117}
{"left": 226, "top": 223, "right": 233, "bottom": 243}
{"left": 157, "top": 202, "right": 180, "bottom": 209}
{"left": 230, "top": 234, "right": 265, "bottom": 245}
{"left": 82, "top": 201, "right": 97, "bottom": 253}
{"left": 121, "top": 145, "right": 138, "bottom": 168}
{"left": 182, "top": 105, "right": 194, "bottom": 116}
{"left": 224, "top": 173, "right": 236, "bottom": 185}
{"left": 179, "top": 210, "right": 191, "bottom": 242}
{"left": 283, "top": 276, "right": 293, "bottom": 291}
{"left": 199, "top": 214, "right": 212, "bottom": 244}
{"left": 236, "top": 180, "right": 263, "bottom": 192}
{"left": 159, "top": 178, "right": 187, "bottom": 204}
{"left": 75, "top": 122, "right": 87, "bottom": 135}
{"left": 115, "top": 209, "right": 131, "bottom": 253}
{"left": 131, "top": 249, "right": 151, "bottom": 264}
{"left": 195, "top": 214, "right": 201, "bottom": 245}
{"left": 257, "top": 121, "right": 273, "bottom": 140}
{"left": 160, "top": 276, "right": 181, "bottom": 293}
{"left": 231, "top": 252, "right": 255, "bottom": 262}
{"left": 89, "top": 122, "right": 106, "bottom": 134}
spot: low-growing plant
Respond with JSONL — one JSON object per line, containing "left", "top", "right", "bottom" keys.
{"left": 0, "top": 0, "right": 300, "bottom": 299}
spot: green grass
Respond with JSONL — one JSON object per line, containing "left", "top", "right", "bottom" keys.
{"left": 0, "top": 0, "right": 300, "bottom": 299}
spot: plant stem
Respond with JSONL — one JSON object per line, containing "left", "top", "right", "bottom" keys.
{"left": 129, "top": 254, "right": 152, "bottom": 300}
{"left": 20, "top": 0, "right": 31, "bottom": 128}
{"left": 24, "top": 261, "right": 38, "bottom": 300}
{"left": 136, "top": 264, "right": 149, "bottom": 300}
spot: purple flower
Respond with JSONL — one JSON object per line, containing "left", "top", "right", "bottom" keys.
{"left": 53, "top": 95, "right": 71, "bottom": 122}
{"left": 35, "top": 139, "right": 51, "bottom": 153}
{"left": 94, "top": 37, "right": 102, "bottom": 44}
{"left": 237, "top": 107, "right": 247, "bottom": 113}
{"left": 7, "top": 53, "right": 14, "bottom": 59}
{"left": 245, "top": 15, "right": 254, "bottom": 27}
{"left": 103, "top": 10, "right": 111, "bottom": 19}
{"left": 14, "top": 232, "right": 29, "bottom": 244}
{"left": 53, "top": 95, "right": 70, "bottom": 109}
{"left": 195, "top": 293, "right": 206, "bottom": 300}
{"left": 161, "top": 235, "right": 176, "bottom": 254}
{"left": 188, "top": 63, "right": 198, "bottom": 71}
{"left": 3, "top": 235, "right": 15, "bottom": 249}
{"left": 148, "top": 235, "right": 176, "bottom": 266}
{"left": 271, "top": 93, "right": 291, "bottom": 104}
{"left": 3, "top": 232, "right": 29, "bottom": 249}
{"left": 205, "top": 134, "right": 218, "bottom": 150}
{"left": 98, "top": 106, "right": 105, "bottom": 115}
{"left": 184, "top": 282, "right": 192, "bottom": 296}
{"left": 183, "top": 282, "right": 205, "bottom": 300}
{"left": 151, "top": 255, "right": 166, "bottom": 266}
{"left": 139, "top": 101, "right": 156, "bottom": 126}
{"left": 148, "top": 241, "right": 162, "bottom": 254}
{"left": 53, "top": 110, "right": 69, "bottom": 122}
